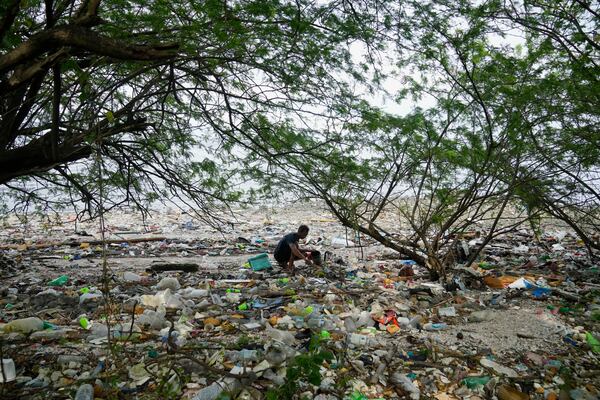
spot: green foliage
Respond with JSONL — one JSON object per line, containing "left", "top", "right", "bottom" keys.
{"left": 1, "top": 0, "right": 598, "bottom": 257}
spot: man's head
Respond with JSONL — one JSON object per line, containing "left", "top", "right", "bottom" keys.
{"left": 297, "top": 224, "right": 309, "bottom": 239}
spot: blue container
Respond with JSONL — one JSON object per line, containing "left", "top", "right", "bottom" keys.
{"left": 248, "top": 253, "right": 272, "bottom": 271}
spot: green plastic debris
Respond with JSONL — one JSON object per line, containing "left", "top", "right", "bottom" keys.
{"left": 5, "top": 303, "right": 13, "bottom": 310}
{"left": 304, "top": 306, "right": 314, "bottom": 316}
{"left": 226, "top": 288, "right": 241, "bottom": 293}
{"left": 148, "top": 349, "right": 159, "bottom": 358}
{"left": 462, "top": 376, "right": 491, "bottom": 388}
{"left": 320, "top": 330, "right": 331, "bottom": 340}
{"left": 79, "top": 317, "right": 91, "bottom": 330}
{"left": 277, "top": 278, "right": 289, "bottom": 286}
{"left": 79, "top": 287, "right": 90, "bottom": 294}
{"left": 238, "top": 302, "right": 249, "bottom": 311}
{"left": 48, "top": 275, "right": 68, "bottom": 286}
{"left": 349, "top": 391, "right": 368, "bottom": 400}
{"left": 43, "top": 321, "right": 57, "bottom": 330}
{"left": 585, "top": 332, "right": 600, "bottom": 353}
{"left": 478, "top": 261, "right": 494, "bottom": 270}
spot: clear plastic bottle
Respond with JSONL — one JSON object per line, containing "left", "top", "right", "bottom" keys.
{"left": 74, "top": 383, "right": 94, "bottom": 400}
{"left": 0, "top": 359, "right": 16, "bottom": 383}
{"left": 4, "top": 317, "right": 44, "bottom": 333}
{"left": 423, "top": 322, "right": 448, "bottom": 331}
{"left": 348, "top": 333, "right": 375, "bottom": 347}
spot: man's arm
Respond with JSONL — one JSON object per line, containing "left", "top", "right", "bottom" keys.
{"left": 289, "top": 243, "right": 312, "bottom": 266}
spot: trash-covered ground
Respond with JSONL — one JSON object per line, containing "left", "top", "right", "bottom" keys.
{"left": 1, "top": 204, "right": 599, "bottom": 399}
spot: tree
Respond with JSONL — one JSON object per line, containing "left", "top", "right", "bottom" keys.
{"left": 0, "top": 0, "right": 374, "bottom": 221}
{"left": 242, "top": 0, "right": 600, "bottom": 276}
{"left": 481, "top": 0, "right": 600, "bottom": 254}
{"left": 2, "top": 0, "right": 597, "bottom": 265}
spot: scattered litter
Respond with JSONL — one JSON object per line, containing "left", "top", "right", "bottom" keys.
{"left": 0, "top": 207, "right": 598, "bottom": 399}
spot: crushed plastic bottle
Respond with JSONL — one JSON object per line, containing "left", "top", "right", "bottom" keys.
{"left": 74, "top": 383, "right": 94, "bottom": 400}
{"left": 265, "top": 324, "right": 296, "bottom": 346}
{"left": 423, "top": 322, "right": 448, "bottom": 331}
{"left": 3, "top": 317, "right": 44, "bottom": 333}
{"left": 349, "top": 391, "right": 368, "bottom": 400}
{"left": 156, "top": 277, "right": 180, "bottom": 291}
{"left": 480, "top": 358, "right": 518, "bottom": 377}
{"left": 585, "top": 332, "right": 600, "bottom": 353}
{"left": 123, "top": 271, "right": 142, "bottom": 282}
{"left": 265, "top": 341, "right": 296, "bottom": 365}
{"left": 226, "top": 349, "right": 260, "bottom": 363}
{"left": 462, "top": 376, "right": 491, "bottom": 388}
{"left": 348, "top": 333, "right": 376, "bottom": 347}
{"left": 468, "top": 310, "right": 495, "bottom": 322}
{"left": 137, "top": 307, "right": 166, "bottom": 329}
{"left": 331, "top": 237, "right": 355, "bottom": 248}
{"left": 79, "top": 292, "right": 102, "bottom": 305}
{"left": 320, "top": 330, "right": 331, "bottom": 340}
{"left": 391, "top": 371, "right": 420, "bottom": 399}
{"left": 191, "top": 378, "right": 243, "bottom": 400}
{"left": 48, "top": 275, "right": 69, "bottom": 286}
{"left": 181, "top": 288, "right": 209, "bottom": 299}
{"left": 438, "top": 306, "right": 456, "bottom": 317}
{"left": 0, "top": 359, "right": 16, "bottom": 383}
{"left": 79, "top": 316, "right": 91, "bottom": 330}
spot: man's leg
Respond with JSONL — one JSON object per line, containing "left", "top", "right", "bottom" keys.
{"left": 286, "top": 255, "right": 304, "bottom": 274}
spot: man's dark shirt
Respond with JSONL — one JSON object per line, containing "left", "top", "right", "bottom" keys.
{"left": 274, "top": 232, "right": 299, "bottom": 263}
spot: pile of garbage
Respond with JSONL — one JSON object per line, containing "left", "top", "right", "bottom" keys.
{"left": 0, "top": 208, "right": 599, "bottom": 399}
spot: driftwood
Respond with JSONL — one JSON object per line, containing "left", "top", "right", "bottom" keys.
{"left": 147, "top": 263, "right": 199, "bottom": 273}
{"left": 0, "top": 236, "right": 167, "bottom": 250}
{"left": 552, "top": 288, "right": 580, "bottom": 302}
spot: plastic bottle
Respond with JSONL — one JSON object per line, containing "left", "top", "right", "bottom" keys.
{"left": 3, "top": 317, "right": 44, "bottom": 333}
{"left": 48, "top": 275, "right": 69, "bottom": 286}
{"left": 349, "top": 391, "right": 368, "bottom": 400}
{"left": 79, "top": 316, "right": 91, "bottom": 330}
{"left": 348, "top": 333, "right": 376, "bottom": 347}
{"left": 331, "top": 237, "right": 355, "bottom": 248}
{"left": 0, "top": 359, "right": 16, "bottom": 383}
{"left": 79, "top": 292, "right": 102, "bottom": 305}
{"left": 344, "top": 317, "right": 357, "bottom": 333}
{"left": 191, "top": 378, "right": 243, "bottom": 400}
{"left": 390, "top": 372, "right": 420, "bottom": 399}
{"left": 123, "top": 272, "right": 142, "bottom": 282}
{"left": 423, "top": 322, "right": 448, "bottom": 331}
{"left": 462, "top": 376, "right": 491, "bottom": 389}
{"left": 137, "top": 307, "right": 166, "bottom": 329}
{"left": 438, "top": 307, "right": 457, "bottom": 317}
{"left": 182, "top": 288, "right": 209, "bottom": 299}
{"left": 74, "top": 383, "right": 94, "bottom": 400}
{"left": 307, "top": 316, "right": 325, "bottom": 330}
{"left": 409, "top": 316, "right": 422, "bottom": 329}
{"left": 585, "top": 332, "right": 600, "bottom": 353}
{"left": 156, "top": 277, "right": 180, "bottom": 291}
{"left": 265, "top": 325, "right": 295, "bottom": 346}
{"left": 356, "top": 310, "right": 373, "bottom": 327}
{"left": 468, "top": 310, "right": 495, "bottom": 322}
{"left": 320, "top": 330, "right": 331, "bottom": 340}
